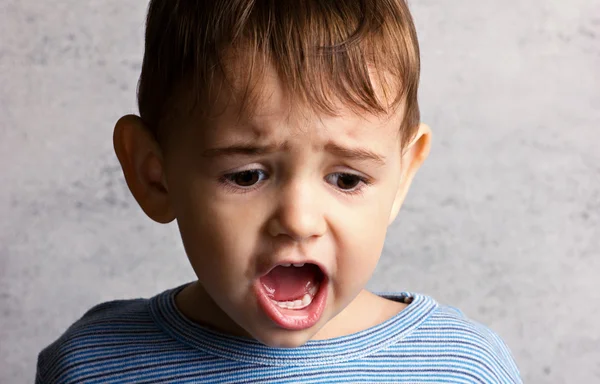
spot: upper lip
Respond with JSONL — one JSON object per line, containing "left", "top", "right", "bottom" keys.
{"left": 258, "top": 259, "right": 329, "bottom": 278}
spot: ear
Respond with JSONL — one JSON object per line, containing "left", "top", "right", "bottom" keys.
{"left": 388, "top": 123, "right": 432, "bottom": 225}
{"left": 113, "top": 115, "right": 175, "bottom": 224}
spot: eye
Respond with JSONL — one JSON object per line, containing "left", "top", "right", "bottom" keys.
{"left": 334, "top": 173, "right": 361, "bottom": 189}
{"left": 223, "top": 170, "right": 268, "bottom": 188}
{"left": 325, "top": 173, "right": 370, "bottom": 194}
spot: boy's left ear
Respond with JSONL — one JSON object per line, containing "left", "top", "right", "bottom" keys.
{"left": 388, "top": 123, "right": 432, "bottom": 225}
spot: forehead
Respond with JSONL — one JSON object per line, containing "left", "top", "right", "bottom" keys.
{"left": 191, "top": 63, "right": 405, "bottom": 149}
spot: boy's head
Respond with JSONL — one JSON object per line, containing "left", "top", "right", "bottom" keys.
{"left": 114, "top": 0, "right": 431, "bottom": 347}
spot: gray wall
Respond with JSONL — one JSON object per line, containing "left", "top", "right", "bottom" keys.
{"left": 1, "top": 0, "right": 599, "bottom": 383}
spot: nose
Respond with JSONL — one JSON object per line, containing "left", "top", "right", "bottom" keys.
{"left": 267, "top": 178, "right": 327, "bottom": 242}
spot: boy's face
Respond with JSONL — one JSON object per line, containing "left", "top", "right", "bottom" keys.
{"left": 114, "top": 69, "right": 430, "bottom": 348}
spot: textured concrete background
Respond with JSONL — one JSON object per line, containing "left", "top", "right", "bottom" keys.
{"left": 1, "top": 0, "right": 599, "bottom": 383}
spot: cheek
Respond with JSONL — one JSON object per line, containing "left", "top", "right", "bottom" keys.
{"left": 173, "top": 188, "right": 263, "bottom": 293}
{"left": 341, "top": 221, "right": 388, "bottom": 272}
{"left": 332, "top": 203, "right": 391, "bottom": 290}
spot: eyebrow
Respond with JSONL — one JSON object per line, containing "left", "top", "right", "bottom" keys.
{"left": 324, "top": 142, "right": 386, "bottom": 165}
{"left": 202, "top": 141, "right": 386, "bottom": 165}
{"left": 202, "top": 143, "right": 284, "bottom": 158}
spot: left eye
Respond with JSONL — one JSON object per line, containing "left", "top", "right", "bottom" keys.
{"left": 325, "top": 173, "right": 364, "bottom": 191}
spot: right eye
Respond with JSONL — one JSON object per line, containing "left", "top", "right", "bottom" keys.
{"left": 222, "top": 170, "right": 269, "bottom": 188}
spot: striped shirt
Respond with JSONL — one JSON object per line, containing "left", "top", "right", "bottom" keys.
{"left": 36, "top": 284, "right": 521, "bottom": 383}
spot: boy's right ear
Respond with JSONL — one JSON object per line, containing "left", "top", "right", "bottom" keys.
{"left": 113, "top": 115, "right": 175, "bottom": 224}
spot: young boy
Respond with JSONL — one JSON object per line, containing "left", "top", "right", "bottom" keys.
{"left": 36, "top": 1, "right": 521, "bottom": 383}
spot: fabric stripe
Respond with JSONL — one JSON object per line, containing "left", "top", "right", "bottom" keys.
{"left": 36, "top": 285, "right": 522, "bottom": 384}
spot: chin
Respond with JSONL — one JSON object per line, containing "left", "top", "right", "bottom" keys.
{"left": 252, "top": 328, "right": 316, "bottom": 348}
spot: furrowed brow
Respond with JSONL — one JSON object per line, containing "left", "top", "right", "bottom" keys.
{"left": 201, "top": 143, "right": 285, "bottom": 158}
{"left": 201, "top": 141, "right": 385, "bottom": 165}
{"left": 324, "top": 142, "right": 386, "bottom": 165}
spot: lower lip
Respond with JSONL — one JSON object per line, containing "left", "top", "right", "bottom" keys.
{"left": 254, "top": 278, "right": 328, "bottom": 330}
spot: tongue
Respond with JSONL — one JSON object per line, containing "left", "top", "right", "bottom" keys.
{"left": 260, "top": 264, "right": 320, "bottom": 301}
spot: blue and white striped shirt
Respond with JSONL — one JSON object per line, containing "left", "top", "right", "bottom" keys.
{"left": 36, "top": 284, "right": 521, "bottom": 383}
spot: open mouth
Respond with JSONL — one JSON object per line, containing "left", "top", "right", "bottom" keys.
{"left": 255, "top": 263, "right": 328, "bottom": 330}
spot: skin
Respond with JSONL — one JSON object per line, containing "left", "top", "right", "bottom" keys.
{"left": 113, "top": 69, "right": 431, "bottom": 348}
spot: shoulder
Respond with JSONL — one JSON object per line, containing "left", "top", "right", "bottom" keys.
{"left": 410, "top": 300, "right": 522, "bottom": 384}
{"left": 35, "top": 297, "right": 164, "bottom": 384}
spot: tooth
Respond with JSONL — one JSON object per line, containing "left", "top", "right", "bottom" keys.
{"left": 281, "top": 263, "right": 291, "bottom": 267}
{"left": 301, "top": 293, "right": 311, "bottom": 306}
{"left": 293, "top": 263, "right": 305, "bottom": 267}
{"left": 272, "top": 294, "right": 315, "bottom": 310}
{"left": 309, "top": 284, "right": 318, "bottom": 296}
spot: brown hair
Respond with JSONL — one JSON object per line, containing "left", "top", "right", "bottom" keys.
{"left": 138, "top": 0, "right": 421, "bottom": 148}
